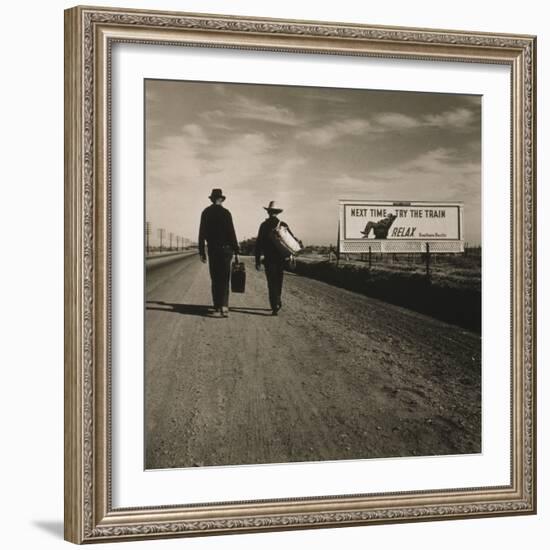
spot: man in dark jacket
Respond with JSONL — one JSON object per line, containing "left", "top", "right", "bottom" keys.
{"left": 198, "top": 189, "right": 239, "bottom": 318}
{"left": 255, "top": 201, "right": 299, "bottom": 316}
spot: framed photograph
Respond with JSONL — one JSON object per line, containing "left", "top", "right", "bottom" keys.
{"left": 64, "top": 5, "right": 536, "bottom": 544}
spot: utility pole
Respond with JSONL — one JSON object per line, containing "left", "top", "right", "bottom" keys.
{"left": 145, "top": 221, "right": 151, "bottom": 255}
{"left": 158, "top": 228, "right": 165, "bottom": 252}
{"left": 169, "top": 232, "right": 174, "bottom": 250}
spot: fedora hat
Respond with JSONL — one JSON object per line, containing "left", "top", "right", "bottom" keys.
{"left": 264, "top": 200, "right": 283, "bottom": 214}
{"left": 209, "top": 188, "right": 225, "bottom": 201}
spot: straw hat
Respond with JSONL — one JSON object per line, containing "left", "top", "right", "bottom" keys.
{"left": 263, "top": 200, "right": 283, "bottom": 214}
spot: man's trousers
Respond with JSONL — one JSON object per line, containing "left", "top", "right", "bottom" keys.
{"left": 264, "top": 257, "right": 285, "bottom": 311}
{"left": 207, "top": 245, "right": 234, "bottom": 309}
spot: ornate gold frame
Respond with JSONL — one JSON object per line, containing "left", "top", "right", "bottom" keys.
{"left": 64, "top": 5, "right": 536, "bottom": 544}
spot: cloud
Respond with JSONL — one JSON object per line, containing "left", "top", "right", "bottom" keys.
{"left": 407, "top": 147, "right": 456, "bottom": 171}
{"left": 296, "top": 106, "right": 478, "bottom": 147}
{"left": 334, "top": 174, "right": 386, "bottom": 191}
{"left": 373, "top": 112, "right": 420, "bottom": 130}
{"left": 269, "top": 156, "right": 307, "bottom": 186}
{"left": 301, "top": 90, "right": 350, "bottom": 104}
{"left": 201, "top": 94, "right": 299, "bottom": 127}
{"left": 424, "top": 107, "right": 476, "bottom": 129}
{"left": 405, "top": 148, "right": 479, "bottom": 178}
{"left": 373, "top": 107, "right": 477, "bottom": 132}
{"left": 180, "top": 123, "right": 210, "bottom": 146}
{"left": 297, "top": 119, "right": 371, "bottom": 146}
{"left": 150, "top": 129, "right": 273, "bottom": 183}
{"left": 303, "top": 148, "right": 479, "bottom": 204}
{"left": 208, "top": 132, "right": 274, "bottom": 182}
{"left": 366, "top": 147, "right": 480, "bottom": 200}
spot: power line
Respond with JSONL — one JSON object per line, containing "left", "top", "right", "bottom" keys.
{"left": 157, "top": 228, "right": 165, "bottom": 251}
{"left": 145, "top": 221, "right": 151, "bottom": 254}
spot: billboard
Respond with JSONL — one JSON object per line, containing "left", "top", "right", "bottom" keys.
{"left": 338, "top": 200, "right": 464, "bottom": 253}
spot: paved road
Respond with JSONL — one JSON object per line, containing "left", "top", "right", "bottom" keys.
{"left": 145, "top": 255, "right": 481, "bottom": 469}
{"left": 145, "top": 250, "right": 197, "bottom": 270}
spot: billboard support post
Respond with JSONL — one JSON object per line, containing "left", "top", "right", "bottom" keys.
{"left": 426, "top": 242, "right": 431, "bottom": 282}
{"left": 368, "top": 246, "right": 372, "bottom": 270}
{"left": 336, "top": 222, "right": 341, "bottom": 266}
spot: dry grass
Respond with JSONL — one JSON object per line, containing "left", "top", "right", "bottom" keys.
{"left": 293, "top": 252, "right": 481, "bottom": 332}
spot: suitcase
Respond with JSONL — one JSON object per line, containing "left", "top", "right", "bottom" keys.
{"left": 231, "top": 258, "right": 246, "bottom": 293}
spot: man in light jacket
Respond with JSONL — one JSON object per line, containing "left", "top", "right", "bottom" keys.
{"left": 254, "top": 201, "right": 299, "bottom": 316}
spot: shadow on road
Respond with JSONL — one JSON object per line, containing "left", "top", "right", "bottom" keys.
{"left": 146, "top": 301, "right": 212, "bottom": 317}
{"left": 146, "top": 302, "right": 273, "bottom": 317}
{"left": 229, "top": 307, "right": 273, "bottom": 316}
{"left": 147, "top": 301, "right": 275, "bottom": 317}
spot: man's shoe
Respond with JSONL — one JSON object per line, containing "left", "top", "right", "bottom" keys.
{"left": 271, "top": 309, "right": 278, "bottom": 316}
{"left": 210, "top": 309, "right": 223, "bottom": 318}
{"left": 221, "top": 307, "right": 229, "bottom": 317}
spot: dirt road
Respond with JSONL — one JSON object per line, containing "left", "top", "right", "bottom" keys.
{"left": 145, "top": 255, "right": 481, "bottom": 469}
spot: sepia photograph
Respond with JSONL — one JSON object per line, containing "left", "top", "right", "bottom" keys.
{"left": 144, "top": 79, "right": 482, "bottom": 470}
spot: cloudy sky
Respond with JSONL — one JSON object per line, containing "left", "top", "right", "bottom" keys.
{"left": 145, "top": 80, "right": 481, "bottom": 246}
